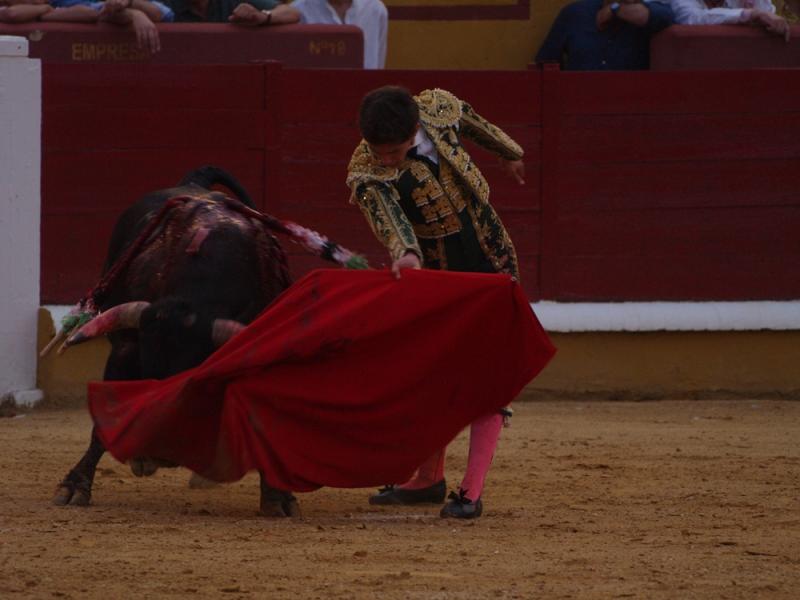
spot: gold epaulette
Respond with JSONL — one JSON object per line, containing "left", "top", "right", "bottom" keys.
{"left": 415, "top": 89, "right": 463, "bottom": 130}
{"left": 346, "top": 141, "right": 402, "bottom": 199}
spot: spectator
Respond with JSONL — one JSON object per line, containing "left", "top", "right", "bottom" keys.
{"left": 228, "top": 1, "right": 301, "bottom": 26}
{"left": 0, "top": 0, "right": 169, "bottom": 53}
{"left": 670, "top": 0, "right": 791, "bottom": 40}
{"left": 232, "top": 0, "right": 387, "bottom": 68}
{"left": 166, "top": 0, "right": 293, "bottom": 23}
{"left": 0, "top": 0, "right": 53, "bottom": 22}
{"left": 535, "top": 0, "right": 675, "bottom": 70}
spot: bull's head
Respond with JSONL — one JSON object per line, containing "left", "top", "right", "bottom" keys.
{"left": 63, "top": 298, "right": 245, "bottom": 379}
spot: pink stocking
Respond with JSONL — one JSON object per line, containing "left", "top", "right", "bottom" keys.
{"left": 459, "top": 412, "right": 503, "bottom": 501}
{"left": 398, "top": 448, "right": 446, "bottom": 490}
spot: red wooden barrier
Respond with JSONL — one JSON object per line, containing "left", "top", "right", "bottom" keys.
{"left": 544, "top": 69, "right": 800, "bottom": 300}
{"left": 0, "top": 23, "right": 362, "bottom": 67}
{"left": 39, "top": 63, "right": 800, "bottom": 304}
{"left": 42, "top": 64, "right": 268, "bottom": 302}
{"left": 651, "top": 25, "right": 800, "bottom": 71}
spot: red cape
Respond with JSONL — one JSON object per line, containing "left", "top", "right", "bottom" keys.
{"left": 89, "top": 269, "right": 556, "bottom": 492}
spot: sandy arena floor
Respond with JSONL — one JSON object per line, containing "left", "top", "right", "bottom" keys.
{"left": 1, "top": 400, "right": 798, "bottom": 599}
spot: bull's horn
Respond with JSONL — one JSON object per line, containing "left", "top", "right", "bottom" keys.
{"left": 40, "top": 328, "right": 68, "bottom": 359}
{"left": 63, "top": 301, "right": 151, "bottom": 350}
{"left": 212, "top": 319, "right": 246, "bottom": 347}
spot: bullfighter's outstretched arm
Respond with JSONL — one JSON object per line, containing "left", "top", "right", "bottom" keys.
{"left": 458, "top": 101, "right": 526, "bottom": 185}
{"left": 458, "top": 101, "right": 524, "bottom": 162}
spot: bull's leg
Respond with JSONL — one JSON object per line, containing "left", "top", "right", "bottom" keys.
{"left": 53, "top": 427, "right": 105, "bottom": 506}
{"left": 259, "top": 472, "right": 301, "bottom": 518}
{"left": 54, "top": 336, "right": 136, "bottom": 507}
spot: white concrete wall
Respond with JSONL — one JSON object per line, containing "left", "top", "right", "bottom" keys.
{"left": 0, "top": 36, "right": 42, "bottom": 407}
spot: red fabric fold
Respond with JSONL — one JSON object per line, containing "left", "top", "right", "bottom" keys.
{"left": 89, "top": 269, "right": 556, "bottom": 492}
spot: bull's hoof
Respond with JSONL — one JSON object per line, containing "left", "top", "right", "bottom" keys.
{"left": 188, "top": 473, "right": 220, "bottom": 489}
{"left": 259, "top": 494, "right": 301, "bottom": 518}
{"left": 129, "top": 458, "right": 160, "bottom": 477}
{"left": 69, "top": 488, "right": 92, "bottom": 506}
{"left": 52, "top": 485, "right": 72, "bottom": 506}
{"left": 52, "top": 483, "right": 91, "bottom": 507}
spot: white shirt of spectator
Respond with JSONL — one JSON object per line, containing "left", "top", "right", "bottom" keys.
{"left": 292, "top": 0, "right": 388, "bottom": 69}
{"left": 670, "top": 0, "right": 777, "bottom": 25}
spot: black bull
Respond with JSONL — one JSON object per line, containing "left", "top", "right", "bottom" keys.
{"left": 52, "top": 167, "right": 318, "bottom": 517}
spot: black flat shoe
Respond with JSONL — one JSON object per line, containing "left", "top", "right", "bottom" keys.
{"left": 368, "top": 479, "right": 447, "bottom": 505}
{"left": 439, "top": 489, "right": 483, "bottom": 519}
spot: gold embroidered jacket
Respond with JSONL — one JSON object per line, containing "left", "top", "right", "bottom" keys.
{"left": 347, "top": 88, "right": 522, "bottom": 278}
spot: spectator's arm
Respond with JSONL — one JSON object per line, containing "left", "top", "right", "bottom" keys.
{"left": 101, "top": 7, "right": 161, "bottom": 53}
{"left": 670, "top": 0, "right": 749, "bottom": 24}
{"left": 229, "top": 2, "right": 300, "bottom": 26}
{"left": 40, "top": 5, "right": 99, "bottom": 21}
{"left": 375, "top": 1, "right": 388, "bottom": 69}
{"left": 3, "top": 0, "right": 49, "bottom": 5}
{"left": 616, "top": 3, "right": 650, "bottom": 27}
{"left": 0, "top": 3, "right": 52, "bottom": 22}
{"left": 616, "top": 0, "right": 674, "bottom": 30}
{"left": 748, "top": 9, "right": 791, "bottom": 40}
{"left": 535, "top": 8, "right": 569, "bottom": 65}
{"left": 130, "top": 0, "right": 173, "bottom": 23}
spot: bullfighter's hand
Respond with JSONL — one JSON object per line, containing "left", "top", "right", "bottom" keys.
{"left": 229, "top": 3, "right": 267, "bottom": 26}
{"left": 499, "top": 158, "right": 526, "bottom": 185}
{"left": 391, "top": 251, "right": 422, "bottom": 279}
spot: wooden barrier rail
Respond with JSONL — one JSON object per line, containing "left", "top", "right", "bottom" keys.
{"left": 0, "top": 23, "right": 363, "bottom": 67}
{"left": 40, "top": 62, "right": 800, "bottom": 304}
{"left": 651, "top": 25, "right": 800, "bottom": 71}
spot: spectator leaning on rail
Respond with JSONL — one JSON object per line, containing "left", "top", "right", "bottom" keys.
{"left": 164, "top": 0, "right": 295, "bottom": 23}
{"left": 230, "top": 0, "right": 388, "bottom": 69}
{"left": 0, "top": 0, "right": 171, "bottom": 53}
{"left": 535, "top": 0, "right": 675, "bottom": 70}
{"left": 670, "top": 0, "right": 791, "bottom": 40}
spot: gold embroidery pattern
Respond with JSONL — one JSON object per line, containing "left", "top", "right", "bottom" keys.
{"left": 346, "top": 142, "right": 401, "bottom": 195}
{"left": 415, "top": 89, "right": 462, "bottom": 129}
{"left": 419, "top": 109, "right": 490, "bottom": 205}
{"left": 464, "top": 200, "right": 519, "bottom": 280}
{"left": 354, "top": 184, "right": 421, "bottom": 262}
{"left": 460, "top": 102, "right": 523, "bottom": 161}
{"left": 414, "top": 212, "right": 462, "bottom": 239}
{"left": 402, "top": 159, "right": 463, "bottom": 238}
{"left": 437, "top": 161, "right": 468, "bottom": 213}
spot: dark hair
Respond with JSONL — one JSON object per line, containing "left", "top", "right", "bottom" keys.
{"left": 358, "top": 86, "right": 419, "bottom": 145}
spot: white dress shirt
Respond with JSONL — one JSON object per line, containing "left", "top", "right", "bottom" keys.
{"left": 412, "top": 127, "right": 439, "bottom": 165}
{"left": 670, "top": 0, "right": 777, "bottom": 25}
{"left": 291, "top": 0, "right": 388, "bottom": 69}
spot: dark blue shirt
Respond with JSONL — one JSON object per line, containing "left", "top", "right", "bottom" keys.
{"left": 535, "top": 0, "right": 674, "bottom": 71}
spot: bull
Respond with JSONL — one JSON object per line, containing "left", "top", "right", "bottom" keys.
{"left": 47, "top": 166, "right": 362, "bottom": 517}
